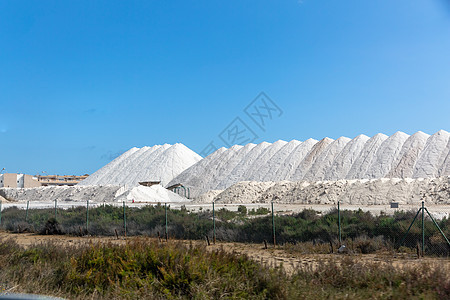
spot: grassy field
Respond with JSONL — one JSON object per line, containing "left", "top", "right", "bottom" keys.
{"left": 0, "top": 235, "right": 449, "bottom": 299}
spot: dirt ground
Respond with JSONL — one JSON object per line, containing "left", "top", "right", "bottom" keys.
{"left": 1, "top": 231, "right": 448, "bottom": 275}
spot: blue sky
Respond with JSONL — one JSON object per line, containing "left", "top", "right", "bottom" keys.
{"left": 1, "top": 0, "right": 450, "bottom": 175}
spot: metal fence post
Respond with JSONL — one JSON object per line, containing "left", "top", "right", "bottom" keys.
{"left": 123, "top": 201, "right": 127, "bottom": 237}
{"left": 272, "top": 201, "right": 276, "bottom": 246}
{"left": 422, "top": 201, "right": 425, "bottom": 257}
{"left": 399, "top": 207, "right": 421, "bottom": 248}
{"left": 338, "top": 201, "right": 341, "bottom": 245}
{"left": 165, "top": 203, "right": 168, "bottom": 241}
{"left": 424, "top": 207, "right": 450, "bottom": 248}
{"left": 26, "top": 201, "right": 29, "bottom": 222}
{"left": 213, "top": 201, "right": 216, "bottom": 244}
{"left": 86, "top": 200, "right": 89, "bottom": 233}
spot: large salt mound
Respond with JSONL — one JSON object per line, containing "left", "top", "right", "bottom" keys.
{"left": 439, "top": 140, "right": 450, "bottom": 176}
{"left": 388, "top": 131, "right": 429, "bottom": 178}
{"left": 107, "top": 145, "right": 170, "bottom": 186}
{"left": 365, "top": 131, "right": 410, "bottom": 179}
{"left": 274, "top": 139, "right": 318, "bottom": 181}
{"left": 246, "top": 140, "right": 287, "bottom": 181}
{"left": 262, "top": 140, "right": 302, "bottom": 181}
{"left": 303, "top": 137, "right": 351, "bottom": 181}
{"left": 325, "top": 134, "right": 370, "bottom": 180}
{"left": 81, "top": 147, "right": 140, "bottom": 186}
{"left": 346, "top": 133, "right": 388, "bottom": 179}
{"left": 211, "top": 143, "right": 257, "bottom": 190}
{"left": 170, "top": 147, "right": 227, "bottom": 190}
{"left": 168, "top": 130, "right": 450, "bottom": 196}
{"left": 414, "top": 130, "right": 450, "bottom": 178}
{"left": 79, "top": 143, "right": 202, "bottom": 187}
{"left": 189, "top": 145, "right": 244, "bottom": 196}
{"left": 221, "top": 142, "right": 271, "bottom": 188}
{"left": 291, "top": 137, "right": 334, "bottom": 180}
{"left": 212, "top": 176, "right": 450, "bottom": 205}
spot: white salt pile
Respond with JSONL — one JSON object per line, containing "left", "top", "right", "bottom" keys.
{"left": 220, "top": 142, "right": 271, "bottom": 189}
{"left": 0, "top": 185, "right": 189, "bottom": 203}
{"left": 413, "top": 130, "right": 450, "bottom": 178}
{"left": 168, "top": 130, "right": 450, "bottom": 196}
{"left": 79, "top": 143, "right": 202, "bottom": 187}
{"left": 0, "top": 185, "right": 122, "bottom": 202}
{"left": 387, "top": 131, "right": 429, "bottom": 178}
{"left": 115, "top": 185, "right": 187, "bottom": 203}
{"left": 346, "top": 133, "right": 388, "bottom": 179}
{"left": 325, "top": 134, "right": 370, "bottom": 180}
{"left": 207, "top": 176, "right": 450, "bottom": 205}
{"left": 274, "top": 139, "right": 318, "bottom": 181}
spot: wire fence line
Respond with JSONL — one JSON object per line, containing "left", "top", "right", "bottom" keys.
{"left": 0, "top": 199, "right": 449, "bottom": 257}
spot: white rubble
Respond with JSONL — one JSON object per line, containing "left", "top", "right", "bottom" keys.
{"left": 0, "top": 184, "right": 189, "bottom": 203}
{"left": 210, "top": 176, "right": 450, "bottom": 205}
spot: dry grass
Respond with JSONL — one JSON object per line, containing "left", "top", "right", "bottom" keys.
{"left": 0, "top": 234, "right": 449, "bottom": 299}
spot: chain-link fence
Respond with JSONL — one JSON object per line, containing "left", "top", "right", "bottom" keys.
{"left": 334, "top": 201, "right": 450, "bottom": 257}
{"left": 0, "top": 200, "right": 449, "bottom": 257}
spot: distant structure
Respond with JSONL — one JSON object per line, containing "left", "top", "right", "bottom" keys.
{"left": 138, "top": 181, "right": 161, "bottom": 187}
{"left": 0, "top": 173, "right": 42, "bottom": 188}
{"left": 37, "top": 174, "right": 89, "bottom": 186}
{"left": 0, "top": 173, "right": 89, "bottom": 188}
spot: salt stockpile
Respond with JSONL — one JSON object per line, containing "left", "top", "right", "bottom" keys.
{"left": 346, "top": 133, "right": 388, "bottom": 179}
{"left": 0, "top": 185, "right": 122, "bottom": 203}
{"left": 325, "top": 134, "right": 370, "bottom": 180}
{"left": 290, "top": 137, "right": 334, "bottom": 180}
{"left": 115, "top": 185, "right": 187, "bottom": 203}
{"left": 0, "top": 185, "right": 189, "bottom": 203}
{"left": 210, "top": 143, "right": 257, "bottom": 190}
{"left": 213, "top": 181, "right": 275, "bottom": 203}
{"left": 220, "top": 142, "right": 271, "bottom": 188}
{"left": 387, "top": 131, "right": 429, "bottom": 178}
{"left": 413, "top": 130, "right": 450, "bottom": 178}
{"left": 169, "top": 130, "right": 450, "bottom": 196}
{"left": 365, "top": 131, "right": 410, "bottom": 179}
{"left": 303, "top": 137, "right": 351, "bottom": 181}
{"left": 79, "top": 143, "right": 202, "bottom": 187}
{"left": 274, "top": 139, "right": 318, "bottom": 181}
{"left": 193, "top": 145, "right": 243, "bottom": 195}
{"left": 211, "top": 176, "right": 450, "bottom": 205}
{"left": 261, "top": 140, "right": 302, "bottom": 181}
{"left": 80, "top": 147, "right": 140, "bottom": 186}
{"left": 246, "top": 140, "right": 288, "bottom": 181}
